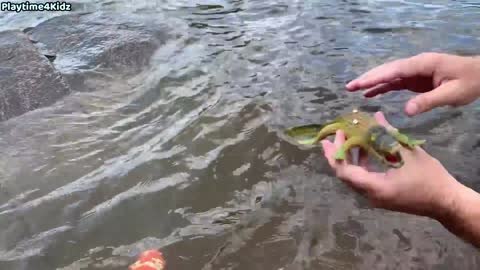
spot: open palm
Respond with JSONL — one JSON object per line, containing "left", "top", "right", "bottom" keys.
{"left": 320, "top": 111, "right": 459, "bottom": 218}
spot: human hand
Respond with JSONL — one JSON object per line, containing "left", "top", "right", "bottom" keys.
{"left": 320, "top": 111, "right": 461, "bottom": 219}
{"left": 346, "top": 53, "right": 480, "bottom": 116}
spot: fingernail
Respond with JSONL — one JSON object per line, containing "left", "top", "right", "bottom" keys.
{"left": 346, "top": 79, "right": 358, "bottom": 88}
{"left": 406, "top": 101, "right": 419, "bottom": 115}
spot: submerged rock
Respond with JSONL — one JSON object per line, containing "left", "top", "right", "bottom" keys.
{"left": 26, "top": 12, "right": 172, "bottom": 77}
{"left": 0, "top": 12, "right": 175, "bottom": 120}
{"left": 0, "top": 30, "right": 70, "bottom": 121}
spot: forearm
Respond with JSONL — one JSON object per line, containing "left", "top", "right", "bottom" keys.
{"left": 435, "top": 180, "right": 480, "bottom": 248}
{"left": 468, "top": 56, "right": 480, "bottom": 101}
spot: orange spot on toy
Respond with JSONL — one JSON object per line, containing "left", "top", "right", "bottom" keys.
{"left": 129, "top": 250, "right": 166, "bottom": 270}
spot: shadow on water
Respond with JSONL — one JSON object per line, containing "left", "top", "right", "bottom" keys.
{"left": 1, "top": 0, "right": 480, "bottom": 269}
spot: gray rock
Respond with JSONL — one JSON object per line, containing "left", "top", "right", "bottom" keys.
{"left": 26, "top": 12, "right": 171, "bottom": 76}
{"left": 0, "top": 31, "right": 70, "bottom": 121}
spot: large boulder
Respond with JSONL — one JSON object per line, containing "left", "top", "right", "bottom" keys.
{"left": 0, "top": 12, "right": 174, "bottom": 121}
{"left": 26, "top": 12, "right": 172, "bottom": 90}
{"left": 0, "top": 30, "right": 70, "bottom": 121}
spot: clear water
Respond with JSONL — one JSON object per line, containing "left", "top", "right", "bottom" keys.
{"left": 1, "top": 0, "right": 480, "bottom": 269}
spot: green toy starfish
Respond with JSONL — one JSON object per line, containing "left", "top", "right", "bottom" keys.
{"left": 285, "top": 109, "right": 425, "bottom": 168}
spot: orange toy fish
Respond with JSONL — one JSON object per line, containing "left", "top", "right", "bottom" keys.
{"left": 129, "top": 250, "right": 166, "bottom": 270}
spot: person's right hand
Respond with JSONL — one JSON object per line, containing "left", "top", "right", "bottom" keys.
{"left": 346, "top": 53, "right": 480, "bottom": 116}
{"left": 321, "top": 112, "right": 480, "bottom": 248}
{"left": 320, "top": 111, "right": 462, "bottom": 220}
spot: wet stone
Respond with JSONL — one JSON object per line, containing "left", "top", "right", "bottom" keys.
{"left": 0, "top": 30, "right": 70, "bottom": 121}
{"left": 26, "top": 12, "right": 172, "bottom": 76}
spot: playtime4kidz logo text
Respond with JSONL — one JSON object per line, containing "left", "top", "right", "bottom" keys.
{"left": 1, "top": 1, "right": 72, "bottom": 12}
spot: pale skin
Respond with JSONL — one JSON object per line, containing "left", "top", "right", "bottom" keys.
{"left": 321, "top": 52, "right": 480, "bottom": 248}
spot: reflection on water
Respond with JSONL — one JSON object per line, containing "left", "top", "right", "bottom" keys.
{"left": 1, "top": 0, "right": 480, "bottom": 269}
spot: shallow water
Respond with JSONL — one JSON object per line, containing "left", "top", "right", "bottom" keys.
{"left": 1, "top": 0, "right": 480, "bottom": 269}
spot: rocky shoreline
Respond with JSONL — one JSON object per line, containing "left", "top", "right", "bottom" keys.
{"left": 0, "top": 12, "right": 172, "bottom": 121}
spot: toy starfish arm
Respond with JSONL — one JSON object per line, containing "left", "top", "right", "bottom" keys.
{"left": 334, "top": 136, "right": 366, "bottom": 160}
{"left": 387, "top": 127, "right": 426, "bottom": 148}
{"left": 285, "top": 122, "right": 343, "bottom": 145}
{"left": 312, "top": 122, "right": 344, "bottom": 144}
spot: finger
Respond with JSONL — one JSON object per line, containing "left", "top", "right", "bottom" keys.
{"left": 354, "top": 60, "right": 403, "bottom": 84}
{"left": 321, "top": 140, "right": 337, "bottom": 168}
{"left": 346, "top": 60, "right": 406, "bottom": 90}
{"left": 334, "top": 130, "right": 346, "bottom": 149}
{"left": 373, "top": 111, "right": 395, "bottom": 130}
{"left": 397, "top": 144, "right": 429, "bottom": 163}
{"left": 336, "top": 164, "right": 386, "bottom": 193}
{"left": 405, "top": 80, "right": 462, "bottom": 116}
{"left": 333, "top": 130, "right": 349, "bottom": 165}
{"left": 373, "top": 112, "right": 419, "bottom": 163}
{"left": 363, "top": 79, "right": 407, "bottom": 98}
{"left": 346, "top": 53, "right": 438, "bottom": 91}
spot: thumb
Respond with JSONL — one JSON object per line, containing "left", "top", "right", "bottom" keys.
{"left": 405, "top": 80, "right": 461, "bottom": 116}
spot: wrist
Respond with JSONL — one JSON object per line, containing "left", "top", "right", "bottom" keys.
{"left": 469, "top": 57, "right": 480, "bottom": 98}
{"left": 428, "top": 172, "right": 480, "bottom": 248}
{"left": 433, "top": 176, "right": 480, "bottom": 233}
{"left": 430, "top": 175, "right": 465, "bottom": 222}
